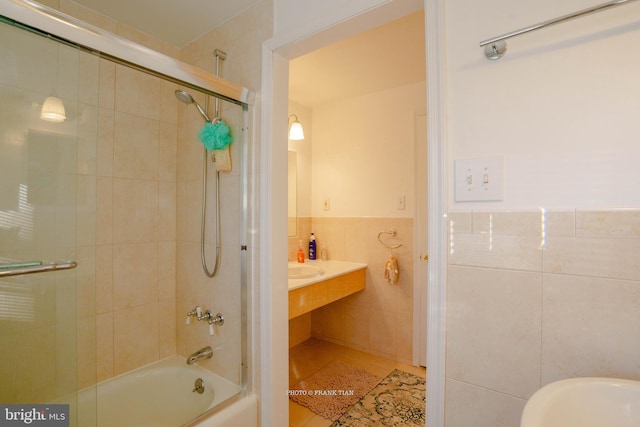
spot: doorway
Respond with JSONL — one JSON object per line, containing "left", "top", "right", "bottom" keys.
{"left": 284, "top": 9, "right": 428, "bottom": 427}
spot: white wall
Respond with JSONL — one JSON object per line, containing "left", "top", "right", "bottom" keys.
{"left": 447, "top": 0, "right": 640, "bottom": 210}
{"left": 287, "top": 101, "right": 312, "bottom": 217}
{"left": 274, "top": 0, "right": 388, "bottom": 36}
{"left": 444, "top": 1, "right": 640, "bottom": 426}
{"left": 311, "top": 82, "right": 425, "bottom": 217}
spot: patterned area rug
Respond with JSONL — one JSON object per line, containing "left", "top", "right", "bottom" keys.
{"left": 289, "top": 360, "right": 382, "bottom": 421}
{"left": 330, "top": 369, "right": 426, "bottom": 426}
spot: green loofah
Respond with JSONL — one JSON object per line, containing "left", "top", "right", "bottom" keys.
{"left": 198, "top": 120, "right": 233, "bottom": 151}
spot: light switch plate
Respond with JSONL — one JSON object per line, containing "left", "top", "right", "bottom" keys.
{"left": 454, "top": 157, "right": 504, "bottom": 202}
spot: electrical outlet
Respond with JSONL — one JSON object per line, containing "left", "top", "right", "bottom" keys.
{"left": 454, "top": 157, "right": 504, "bottom": 202}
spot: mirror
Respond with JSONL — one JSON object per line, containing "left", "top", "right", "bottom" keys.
{"left": 288, "top": 150, "right": 297, "bottom": 237}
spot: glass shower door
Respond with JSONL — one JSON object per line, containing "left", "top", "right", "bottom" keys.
{"left": 0, "top": 18, "right": 97, "bottom": 427}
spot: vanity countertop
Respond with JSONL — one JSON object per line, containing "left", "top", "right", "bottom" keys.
{"left": 288, "top": 260, "right": 367, "bottom": 290}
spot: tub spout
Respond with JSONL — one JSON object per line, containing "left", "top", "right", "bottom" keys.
{"left": 187, "top": 346, "right": 213, "bottom": 365}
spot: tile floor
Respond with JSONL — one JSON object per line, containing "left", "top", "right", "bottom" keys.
{"left": 289, "top": 338, "right": 426, "bottom": 427}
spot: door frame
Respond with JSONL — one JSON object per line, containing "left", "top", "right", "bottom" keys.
{"left": 259, "top": 1, "right": 447, "bottom": 426}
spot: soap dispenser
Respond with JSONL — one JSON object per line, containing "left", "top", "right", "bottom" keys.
{"left": 297, "top": 240, "right": 305, "bottom": 263}
{"left": 309, "top": 233, "right": 316, "bottom": 260}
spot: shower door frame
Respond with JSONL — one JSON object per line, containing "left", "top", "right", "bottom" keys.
{"left": 0, "top": 0, "right": 255, "bottom": 423}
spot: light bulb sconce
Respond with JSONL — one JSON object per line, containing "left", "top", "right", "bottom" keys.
{"left": 288, "top": 114, "right": 304, "bottom": 140}
{"left": 40, "top": 94, "right": 66, "bottom": 122}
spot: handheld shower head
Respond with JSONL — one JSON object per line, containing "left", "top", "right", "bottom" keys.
{"left": 174, "top": 89, "right": 212, "bottom": 123}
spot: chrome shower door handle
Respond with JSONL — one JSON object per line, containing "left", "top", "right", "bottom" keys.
{"left": 0, "top": 260, "right": 77, "bottom": 277}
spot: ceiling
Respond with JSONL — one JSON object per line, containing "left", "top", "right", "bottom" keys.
{"left": 72, "top": 0, "right": 258, "bottom": 47}
{"left": 289, "top": 11, "right": 426, "bottom": 108}
{"left": 69, "top": 1, "right": 425, "bottom": 107}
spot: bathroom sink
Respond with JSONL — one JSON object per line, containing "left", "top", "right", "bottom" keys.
{"left": 288, "top": 264, "right": 324, "bottom": 279}
{"left": 521, "top": 377, "right": 640, "bottom": 427}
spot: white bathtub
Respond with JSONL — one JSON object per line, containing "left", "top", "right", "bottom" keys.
{"left": 78, "top": 356, "right": 256, "bottom": 427}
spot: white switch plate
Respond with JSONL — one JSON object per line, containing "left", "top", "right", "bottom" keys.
{"left": 322, "top": 198, "right": 330, "bottom": 210}
{"left": 397, "top": 195, "right": 406, "bottom": 210}
{"left": 454, "top": 157, "right": 504, "bottom": 202}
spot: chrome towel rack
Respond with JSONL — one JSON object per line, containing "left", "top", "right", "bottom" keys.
{"left": 480, "top": 0, "right": 639, "bottom": 60}
{"left": 378, "top": 229, "right": 403, "bottom": 250}
{"left": 0, "top": 260, "right": 78, "bottom": 278}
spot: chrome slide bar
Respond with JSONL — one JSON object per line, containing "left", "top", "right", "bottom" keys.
{"left": 0, "top": 260, "right": 78, "bottom": 277}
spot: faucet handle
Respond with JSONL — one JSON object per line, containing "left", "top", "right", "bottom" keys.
{"left": 186, "top": 306, "right": 202, "bottom": 325}
{"left": 207, "top": 312, "right": 224, "bottom": 335}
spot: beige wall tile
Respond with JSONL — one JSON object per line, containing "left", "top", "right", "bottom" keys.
{"left": 544, "top": 235, "right": 640, "bottom": 281}
{"left": 447, "top": 208, "right": 640, "bottom": 425}
{"left": 159, "top": 181, "right": 176, "bottom": 242}
{"left": 176, "top": 114, "right": 204, "bottom": 183}
{"left": 98, "top": 59, "right": 115, "bottom": 110}
{"left": 158, "top": 241, "right": 176, "bottom": 300}
{"left": 76, "top": 246, "right": 96, "bottom": 318}
{"left": 544, "top": 210, "right": 575, "bottom": 237}
{"left": 96, "top": 312, "right": 114, "bottom": 382}
{"left": 397, "top": 310, "right": 413, "bottom": 363}
{"left": 95, "top": 244, "right": 113, "bottom": 314}
{"left": 445, "top": 379, "right": 527, "bottom": 427}
{"left": 447, "top": 211, "right": 472, "bottom": 234}
{"left": 112, "top": 243, "right": 158, "bottom": 310}
{"left": 342, "top": 304, "right": 371, "bottom": 352}
{"left": 447, "top": 265, "right": 542, "bottom": 399}
{"left": 159, "top": 122, "right": 177, "bottom": 182}
{"left": 96, "top": 176, "right": 113, "bottom": 244}
{"left": 289, "top": 314, "right": 311, "bottom": 348}
{"left": 176, "top": 181, "right": 201, "bottom": 243}
{"left": 311, "top": 302, "right": 346, "bottom": 344}
{"left": 113, "top": 112, "right": 159, "bottom": 180}
{"left": 160, "top": 80, "right": 178, "bottom": 125}
{"left": 542, "top": 273, "right": 640, "bottom": 384}
{"left": 76, "top": 316, "right": 97, "bottom": 390}
{"left": 158, "top": 298, "right": 176, "bottom": 358}
{"left": 315, "top": 218, "right": 347, "bottom": 261}
{"left": 473, "top": 211, "right": 544, "bottom": 236}
{"left": 76, "top": 174, "right": 96, "bottom": 247}
{"left": 97, "top": 108, "right": 114, "bottom": 177}
{"left": 116, "top": 25, "right": 163, "bottom": 52}
{"left": 299, "top": 216, "right": 414, "bottom": 362}
{"left": 113, "top": 302, "right": 159, "bottom": 375}
{"left": 78, "top": 53, "right": 99, "bottom": 107}
{"left": 577, "top": 209, "right": 640, "bottom": 238}
{"left": 449, "top": 233, "right": 543, "bottom": 272}
{"left": 77, "top": 104, "right": 98, "bottom": 176}
{"left": 33, "top": 1, "right": 182, "bottom": 390}
{"left": 112, "top": 178, "right": 158, "bottom": 244}
{"left": 369, "top": 308, "right": 397, "bottom": 360}
{"left": 114, "top": 65, "right": 161, "bottom": 120}
{"left": 176, "top": 241, "right": 211, "bottom": 304}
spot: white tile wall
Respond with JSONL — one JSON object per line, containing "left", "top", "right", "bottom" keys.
{"left": 446, "top": 208, "right": 640, "bottom": 426}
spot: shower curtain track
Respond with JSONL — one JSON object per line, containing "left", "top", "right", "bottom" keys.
{"left": 0, "top": 0, "right": 254, "bottom": 106}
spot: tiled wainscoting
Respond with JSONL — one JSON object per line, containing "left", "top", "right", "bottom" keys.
{"left": 445, "top": 209, "right": 640, "bottom": 426}
{"left": 288, "top": 217, "right": 414, "bottom": 364}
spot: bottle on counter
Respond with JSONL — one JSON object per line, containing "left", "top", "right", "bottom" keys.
{"left": 309, "top": 233, "right": 316, "bottom": 260}
{"left": 297, "top": 240, "right": 305, "bottom": 263}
